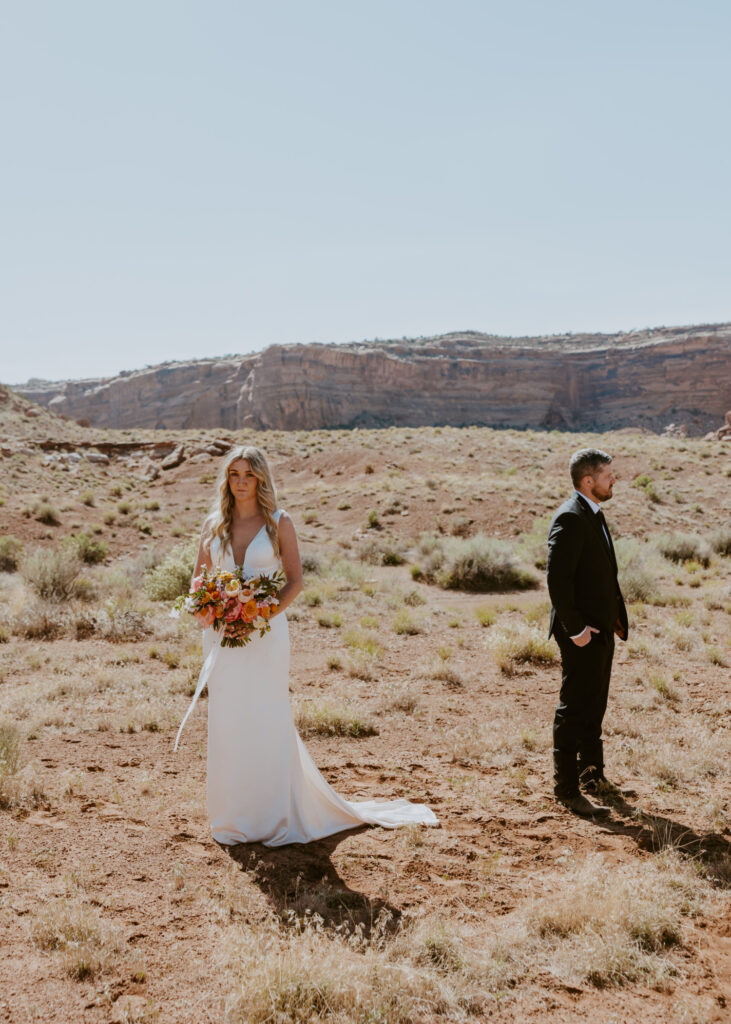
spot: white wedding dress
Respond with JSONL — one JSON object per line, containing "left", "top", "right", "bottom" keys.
{"left": 176, "top": 510, "right": 437, "bottom": 846}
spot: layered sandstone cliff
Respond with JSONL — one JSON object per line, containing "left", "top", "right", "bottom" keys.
{"left": 13, "top": 325, "right": 731, "bottom": 435}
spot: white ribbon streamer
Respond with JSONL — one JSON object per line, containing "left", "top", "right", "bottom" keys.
{"left": 174, "top": 629, "right": 224, "bottom": 751}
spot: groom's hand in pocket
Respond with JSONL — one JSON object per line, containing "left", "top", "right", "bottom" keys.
{"left": 571, "top": 625, "right": 599, "bottom": 647}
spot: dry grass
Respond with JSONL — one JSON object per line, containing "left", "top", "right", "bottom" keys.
{"left": 500, "top": 850, "right": 711, "bottom": 990}
{"left": 31, "top": 897, "right": 124, "bottom": 980}
{"left": 0, "top": 423, "right": 728, "bottom": 1021}
{"left": 221, "top": 910, "right": 487, "bottom": 1024}
{"left": 0, "top": 721, "right": 47, "bottom": 810}
{"left": 220, "top": 851, "right": 712, "bottom": 1021}
{"left": 294, "top": 701, "right": 378, "bottom": 738}
{"left": 486, "top": 625, "right": 558, "bottom": 675}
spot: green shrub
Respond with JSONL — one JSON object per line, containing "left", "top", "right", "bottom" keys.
{"left": 632, "top": 474, "right": 662, "bottom": 503}
{"left": 365, "top": 510, "right": 382, "bottom": 530}
{"left": 0, "top": 536, "right": 23, "bottom": 573}
{"left": 656, "top": 532, "right": 712, "bottom": 567}
{"left": 300, "top": 552, "right": 323, "bottom": 575}
{"left": 21, "top": 547, "right": 84, "bottom": 601}
{"left": 80, "top": 491, "right": 95, "bottom": 507}
{"left": 422, "top": 533, "right": 538, "bottom": 592}
{"left": 35, "top": 502, "right": 61, "bottom": 526}
{"left": 143, "top": 541, "right": 196, "bottom": 601}
{"left": 72, "top": 532, "right": 108, "bottom": 565}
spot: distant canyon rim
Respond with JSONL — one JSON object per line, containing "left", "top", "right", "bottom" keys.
{"left": 11, "top": 323, "right": 731, "bottom": 436}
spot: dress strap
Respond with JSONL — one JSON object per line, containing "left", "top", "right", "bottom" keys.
{"left": 273, "top": 508, "right": 284, "bottom": 524}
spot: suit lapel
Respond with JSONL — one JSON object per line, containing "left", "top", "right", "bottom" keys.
{"left": 574, "top": 494, "right": 615, "bottom": 571}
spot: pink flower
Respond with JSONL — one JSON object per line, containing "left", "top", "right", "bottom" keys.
{"left": 195, "top": 607, "right": 215, "bottom": 629}
{"left": 224, "top": 601, "right": 242, "bottom": 623}
{"left": 192, "top": 575, "right": 205, "bottom": 591}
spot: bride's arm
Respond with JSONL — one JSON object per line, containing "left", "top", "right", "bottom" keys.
{"left": 193, "top": 531, "right": 214, "bottom": 579}
{"left": 274, "top": 513, "right": 303, "bottom": 615}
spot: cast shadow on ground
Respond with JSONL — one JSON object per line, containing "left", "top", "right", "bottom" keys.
{"left": 591, "top": 798, "right": 731, "bottom": 884}
{"left": 221, "top": 827, "right": 403, "bottom": 935}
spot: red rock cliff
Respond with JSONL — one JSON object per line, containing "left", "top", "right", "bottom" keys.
{"left": 13, "top": 325, "right": 731, "bottom": 435}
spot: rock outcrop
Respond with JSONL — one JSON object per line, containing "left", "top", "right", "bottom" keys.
{"left": 12, "top": 324, "right": 731, "bottom": 436}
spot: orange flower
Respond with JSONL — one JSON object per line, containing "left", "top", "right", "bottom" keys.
{"left": 241, "top": 599, "right": 258, "bottom": 619}
{"left": 259, "top": 604, "right": 271, "bottom": 618}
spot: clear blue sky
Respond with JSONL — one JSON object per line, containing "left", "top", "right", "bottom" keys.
{"left": 2, "top": 0, "right": 730, "bottom": 384}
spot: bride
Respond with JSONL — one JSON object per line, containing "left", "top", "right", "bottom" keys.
{"left": 176, "top": 444, "right": 437, "bottom": 847}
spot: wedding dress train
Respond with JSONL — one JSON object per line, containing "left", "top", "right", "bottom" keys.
{"left": 177, "top": 511, "right": 437, "bottom": 846}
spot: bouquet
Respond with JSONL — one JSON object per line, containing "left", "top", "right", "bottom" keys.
{"left": 172, "top": 566, "right": 285, "bottom": 647}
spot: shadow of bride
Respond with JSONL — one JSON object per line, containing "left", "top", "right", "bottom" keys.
{"left": 221, "top": 829, "right": 404, "bottom": 935}
{"left": 591, "top": 797, "right": 730, "bottom": 883}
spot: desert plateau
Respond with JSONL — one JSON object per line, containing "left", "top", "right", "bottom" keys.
{"left": 0, "top": 384, "right": 729, "bottom": 1024}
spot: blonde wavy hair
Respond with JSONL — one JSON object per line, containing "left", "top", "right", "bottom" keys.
{"left": 203, "top": 446, "right": 280, "bottom": 560}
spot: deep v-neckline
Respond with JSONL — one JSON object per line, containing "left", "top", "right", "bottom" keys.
{"left": 231, "top": 522, "right": 266, "bottom": 569}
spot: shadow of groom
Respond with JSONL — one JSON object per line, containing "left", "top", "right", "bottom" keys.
{"left": 590, "top": 797, "right": 731, "bottom": 883}
{"left": 222, "top": 828, "right": 403, "bottom": 935}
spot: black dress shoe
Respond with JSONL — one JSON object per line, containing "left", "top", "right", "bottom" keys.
{"left": 556, "top": 793, "right": 610, "bottom": 817}
{"left": 583, "top": 777, "right": 636, "bottom": 799}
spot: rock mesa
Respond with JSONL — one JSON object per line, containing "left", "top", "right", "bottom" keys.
{"left": 13, "top": 324, "right": 731, "bottom": 435}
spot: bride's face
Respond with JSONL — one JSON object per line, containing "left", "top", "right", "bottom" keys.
{"left": 227, "top": 459, "right": 258, "bottom": 503}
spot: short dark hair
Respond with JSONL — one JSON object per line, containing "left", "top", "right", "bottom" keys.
{"left": 569, "top": 448, "right": 612, "bottom": 488}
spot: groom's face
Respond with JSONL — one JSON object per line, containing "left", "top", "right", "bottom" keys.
{"left": 587, "top": 462, "right": 616, "bottom": 502}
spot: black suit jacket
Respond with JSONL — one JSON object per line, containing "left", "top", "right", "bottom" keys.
{"left": 547, "top": 493, "right": 629, "bottom": 641}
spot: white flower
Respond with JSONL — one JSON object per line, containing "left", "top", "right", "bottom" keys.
{"left": 253, "top": 616, "right": 266, "bottom": 628}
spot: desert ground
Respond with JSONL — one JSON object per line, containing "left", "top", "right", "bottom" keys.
{"left": 0, "top": 390, "right": 729, "bottom": 1023}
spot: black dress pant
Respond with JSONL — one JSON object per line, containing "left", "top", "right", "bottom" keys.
{"left": 552, "top": 622, "right": 614, "bottom": 797}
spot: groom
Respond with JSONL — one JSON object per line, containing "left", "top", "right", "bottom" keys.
{"left": 547, "top": 448, "right": 630, "bottom": 817}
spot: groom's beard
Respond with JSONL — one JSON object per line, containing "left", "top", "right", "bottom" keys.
{"left": 590, "top": 482, "right": 613, "bottom": 502}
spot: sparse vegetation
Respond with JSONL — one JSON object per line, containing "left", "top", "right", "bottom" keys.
{"left": 21, "top": 546, "right": 84, "bottom": 601}
{"left": 418, "top": 533, "right": 538, "bottom": 592}
{"left": 71, "top": 531, "right": 108, "bottom": 564}
{"left": 143, "top": 541, "right": 195, "bottom": 600}
{"left": 656, "top": 532, "right": 712, "bottom": 567}
{"left": 488, "top": 625, "right": 558, "bottom": 675}
{"left": 708, "top": 521, "right": 731, "bottom": 556}
{"left": 35, "top": 501, "right": 62, "bottom": 526}
{"left": 294, "top": 702, "right": 377, "bottom": 737}
{"left": 31, "top": 898, "right": 123, "bottom": 980}
{"left": 615, "top": 538, "right": 662, "bottom": 603}
{"left": 0, "top": 535, "right": 23, "bottom": 573}
{"left": 0, "top": 421, "right": 727, "bottom": 1021}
